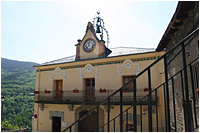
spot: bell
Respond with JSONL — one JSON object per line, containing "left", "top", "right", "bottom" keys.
{"left": 96, "top": 26, "right": 101, "bottom": 33}
{"left": 97, "top": 18, "right": 100, "bottom": 23}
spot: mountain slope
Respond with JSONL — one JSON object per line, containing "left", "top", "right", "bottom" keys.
{"left": 1, "top": 58, "right": 38, "bottom": 130}
{"left": 1, "top": 57, "right": 39, "bottom": 70}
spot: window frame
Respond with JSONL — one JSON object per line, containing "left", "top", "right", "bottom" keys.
{"left": 122, "top": 75, "right": 136, "bottom": 92}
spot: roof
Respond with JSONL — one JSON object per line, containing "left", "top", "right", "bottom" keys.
{"left": 108, "top": 47, "right": 155, "bottom": 57}
{"left": 38, "top": 47, "right": 155, "bottom": 66}
{"left": 156, "top": 1, "right": 196, "bottom": 52}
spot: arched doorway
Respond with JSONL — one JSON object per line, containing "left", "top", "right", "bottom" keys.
{"left": 78, "top": 110, "right": 97, "bottom": 132}
{"left": 74, "top": 105, "right": 104, "bottom": 132}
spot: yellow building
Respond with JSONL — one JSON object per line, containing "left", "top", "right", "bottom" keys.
{"left": 33, "top": 19, "right": 166, "bottom": 132}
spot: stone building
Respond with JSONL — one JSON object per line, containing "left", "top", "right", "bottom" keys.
{"left": 156, "top": 1, "right": 199, "bottom": 132}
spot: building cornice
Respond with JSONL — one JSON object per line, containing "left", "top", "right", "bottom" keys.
{"left": 35, "top": 53, "right": 163, "bottom": 72}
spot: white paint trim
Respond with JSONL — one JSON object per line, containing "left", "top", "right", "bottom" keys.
{"left": 49, "top": 111, "right": 64, "bottom": 120}
{"left": 117, "top": 59, "right": 139, "bottom": 76}
{"left": 50, "top": 67, "right": 66, "bottom": 81}
{"left": 80, "top": 64, "right": 98, "bottom": 79}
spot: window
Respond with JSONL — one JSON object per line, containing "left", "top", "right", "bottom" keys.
{"left": 122, "top": 113, "right": 141, "bottom": 126}
{"left": 123, "top": 76, "right": 135, "bottom": 92}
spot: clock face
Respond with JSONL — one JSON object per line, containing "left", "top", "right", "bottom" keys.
{"left": 83, "top": 39, "right": 95, "bottom": 52}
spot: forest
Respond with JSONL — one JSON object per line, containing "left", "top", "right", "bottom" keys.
{"left": 1, "top": 58, "right": 38, "bottom": 130}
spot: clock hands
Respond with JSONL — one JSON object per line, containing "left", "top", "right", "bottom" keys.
{"left": 84, "top": 39, "right": 95, "bottom": 52}
{"left": 86, "top": 41, "right": 93, "bottom": 49}
{"left": 87, "top": 42, "right": 92, "bottom": 49}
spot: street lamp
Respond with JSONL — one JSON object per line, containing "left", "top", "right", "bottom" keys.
{"left": 1, "top": 96, "right": 5, "bottom": 131}
{"left": 1, "top": 96, "right": 5, "bottom": 112}
{"left": 1, "top": 96, "right": 5, "bottom": 102}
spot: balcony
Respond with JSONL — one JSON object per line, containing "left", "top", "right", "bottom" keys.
{"left": 34, "top": 89, "right": 156, "bottom": 105}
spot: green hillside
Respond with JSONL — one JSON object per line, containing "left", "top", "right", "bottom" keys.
{"left": 1, "top": 58, "right": 39, "bottom": 130}
{"left": 1, "top": 58, "right": 38, "bottom": 70}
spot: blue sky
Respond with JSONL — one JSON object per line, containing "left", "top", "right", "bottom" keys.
{"left": 1, "top": 1, "right": 178, "bottom": 64}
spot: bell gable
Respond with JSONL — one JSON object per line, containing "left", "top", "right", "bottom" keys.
{"left": 75, "top": 22, "right": 111, "bottom": 61}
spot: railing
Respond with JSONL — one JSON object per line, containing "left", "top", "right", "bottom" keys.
{"left": 63, "top": 28, "right": 199, "bottom": 132}
{"left": 34, "top": 89, "right": 154, "bottom": 104}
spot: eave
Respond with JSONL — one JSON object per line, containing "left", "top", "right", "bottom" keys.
{"left": 156, "top": 1, "right": 195, "bottom": 52}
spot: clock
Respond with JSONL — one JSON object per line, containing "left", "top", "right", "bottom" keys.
{"left": 83, "top": 39, "right": 95, "bottom": 52}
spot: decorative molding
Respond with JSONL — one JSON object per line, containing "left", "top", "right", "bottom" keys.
{"left": 86, "top": 67, "right": 92, "bottom": 72}
{"left": 37, "top": 56, "right": 159, "bottom": 72}
{"left": 80, "top": 64, "right": 98, "bottom": 79}
{"left": 117, "top": 59, "right": 139, "bottom": 76}
{"left": 50, "top": 67, "right": 66, "bottom": 81}
{"left": 49, "top": 111, "right": 64, "bottom": 120}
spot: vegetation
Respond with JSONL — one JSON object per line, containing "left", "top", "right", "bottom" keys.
{"left": 1, "top": 58, "right": 39, "bottom": 130}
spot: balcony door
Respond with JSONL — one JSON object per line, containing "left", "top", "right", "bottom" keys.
{"left": 85, "top": 78, "right": 95, "bottom": 101}
{"left": 55, "top": 80, "right": 63, "bottom": 100}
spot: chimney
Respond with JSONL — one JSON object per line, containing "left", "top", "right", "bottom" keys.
{"left": 75, "top": 39, "right": 81, "bottom": 60}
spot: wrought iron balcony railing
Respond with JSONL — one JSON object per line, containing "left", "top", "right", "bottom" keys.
{"left": 34, "top": 89, "right": 155, "bottom": 104}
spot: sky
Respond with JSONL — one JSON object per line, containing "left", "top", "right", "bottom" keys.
{"left": 1, "top": 1, "right": 178, "bottom": 64}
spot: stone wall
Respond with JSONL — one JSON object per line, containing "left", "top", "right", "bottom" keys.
{"left": 165, "top": 2, "right": 199, "bottom": 132}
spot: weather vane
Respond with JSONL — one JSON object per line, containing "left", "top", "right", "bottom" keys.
{"left": 92, "top": 12, "right": 110, "bottom": 48}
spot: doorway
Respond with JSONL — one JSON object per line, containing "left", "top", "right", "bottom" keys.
{"left": 55, "top": 80, "right": 63, "bottom": 100}
{"left": 85, "top": 78, "right": 95, "bottom": 101}
{"left": 52, "top": 117, "right": 61, "bottom": 132}
{"left": 78, "top": 110, "right": 97, "bottom": 132}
